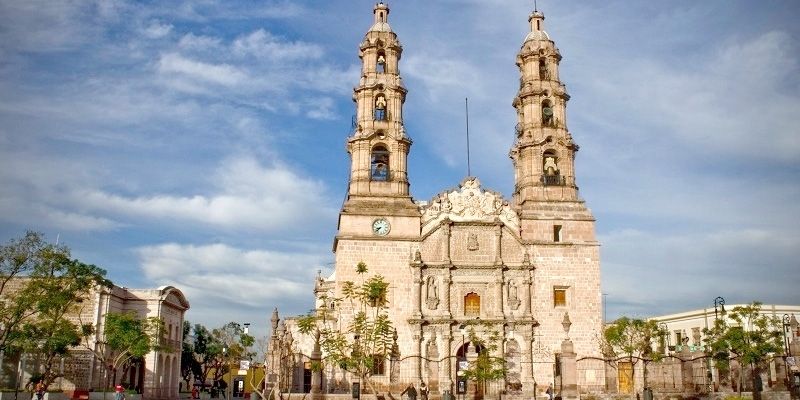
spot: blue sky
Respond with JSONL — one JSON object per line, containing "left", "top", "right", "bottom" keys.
{"left": 1, "top": 0, "right": 798, "bottom": 339}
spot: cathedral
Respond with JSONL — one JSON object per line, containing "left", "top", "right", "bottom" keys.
{"left": 277, "top": 3, "right": 604, "bottom": 399}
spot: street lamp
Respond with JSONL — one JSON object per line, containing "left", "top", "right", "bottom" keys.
{"left": 243, "top": 323, "right": 251, "bottom": 335}
{"left": 714, "top": 297, "right": 725, "bottom": 320}
{"left": 783, "top": 314, "right": 795, "bottom": 398}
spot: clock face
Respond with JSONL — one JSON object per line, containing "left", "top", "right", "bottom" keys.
{"left": 372, "top": 218, "right": 391, "bottom": 236}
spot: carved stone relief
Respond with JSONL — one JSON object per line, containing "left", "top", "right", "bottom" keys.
{"left": 426, "top": 276, "right": 439, "bottom": 310}
{"left": 467, "top": 233, "right": 479, "bottom": 251}
{"left": 507, "top": 280, "right": 521, "bottom": 310}
{"left": 420, "top": 177, "right": 519, "bottom": 236}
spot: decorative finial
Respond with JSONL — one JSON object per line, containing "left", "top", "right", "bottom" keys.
{"left": 270, "top": 308, "right": 280, "bottom": 336}
{"left": 534, "top": 0, "right": 538, "bottom": 12}
{"left": 561, "top": 312, "right": 572, "bottom": 335}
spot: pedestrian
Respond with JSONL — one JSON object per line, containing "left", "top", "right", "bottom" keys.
{"left": 114, "top": 385, "right": 125, "bottom": 400}
{"left": 35, "top": 381, "right": 45, "bottom": 400}
{"left": 400, "top": 383, "right": 417, "bottom": 400}
{"left": 419, "top": 382, "right": 429, "bottom": 400}
{"left": 217, "top": 380, "right": 227, "bottom": 399}
{"left": 192, "top": 386, "right": 199, "bottom": 399}
{"left": 546, "top": 384, "right": 553, "bottom": 400}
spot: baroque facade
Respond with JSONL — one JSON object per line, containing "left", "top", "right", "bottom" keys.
{"left": 282, "top": 3, "right": 603, "bottom": 399}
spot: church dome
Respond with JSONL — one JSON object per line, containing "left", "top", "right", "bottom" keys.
{"left": 369, "top": 21, "right": 393, "bottom": 33}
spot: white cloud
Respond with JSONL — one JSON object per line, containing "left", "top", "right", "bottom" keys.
{"left": 178, "top": 33, "right": 223, "bottom": 52}
{"left": 143, "top": 20, "right": 173, "bottom": 39}
{"left": 137, "top": 242, "right": 327, "bottom": 325}
{"left": 78, "top": 156, "right": 336, "bottom": 232}
{"left": 587, "top": 31, "right": 800, "bottom": 163}
{"left": 601, "top": 227, "right": 800, "bottom": 317}
{"left": 232, "top": 29, "right": 322, "bottom": 61}
{"left": 158, "top": 53, "right": 249, "bottom": 87}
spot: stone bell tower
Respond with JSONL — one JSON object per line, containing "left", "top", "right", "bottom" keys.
{"left": 509, "top": 10, "right": 596, "bottom": 244}
{"left": 338, "top": 2, "right": 419, "bottom": 239}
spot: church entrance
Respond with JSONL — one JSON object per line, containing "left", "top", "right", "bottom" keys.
{"left": 456, "top": 342, "right": 486, "bottom": 399}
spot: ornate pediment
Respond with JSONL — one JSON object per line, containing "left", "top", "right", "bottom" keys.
{"left": 420, "top": 177, "right": 519, "bottom": 236}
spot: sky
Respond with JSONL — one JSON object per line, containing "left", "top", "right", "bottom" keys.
{"left": 1, "top": 0, "right": 798, "bottom": 340}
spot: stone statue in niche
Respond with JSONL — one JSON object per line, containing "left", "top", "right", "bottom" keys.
{"left": 426, "top": 276, "right": 439, "bottom": 310}
{"left": 414, "top": 249, "right": 422, "bottom": 263}
{"left": 467, "top": 233, "right": 479, "bottom": 251}
{"left": 544, "top": 156, "right": 559, "bottom": 175}
{"left": 507, "top": 280, "right": 521, "bottom": 310}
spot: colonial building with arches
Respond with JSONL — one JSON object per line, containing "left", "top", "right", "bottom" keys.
{"left": 1, "top": 284, "right": 190, "bottom": 400}
{"left": 283, "top": 3, "right": 603, "bottom": 399}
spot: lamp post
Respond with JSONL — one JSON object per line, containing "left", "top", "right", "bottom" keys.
{"left": 714, "top": 297, "right": 725, "bottom": 321}
{"left": 222, "top": 346, "right": 229, "bottom": 400}
{"left": 783, "top": 314, "right": 794, "bottom": 399}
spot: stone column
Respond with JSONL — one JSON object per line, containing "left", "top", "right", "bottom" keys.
{"left": 522, "top": 273, "right": 532, "bottom": 316}
{"left": 414, "top": 329, "right": 423, "bottom": 382}
{"left": 412, "top": 272, "right": 423, "bottom": 319}
{"left": 774, "top": 357, "right": 787, "bottom": 390}
{"left": 443, "top": 221, "right": 451, "bottom": 263}
{"left": 310, "top": 334, "right": 323, "bottom": 399}
{"left": 681, "top": 346, "right": 695, "bottom": 395}
{"left": 495, "top": 272, "right": 504, "bottom": 317}
{"left": 443, "top": 275, "right": 452, "bottom": 318}
{"left": 440, "top": 332, "right": 453, "bottom": 394}
{"left": 560, "top": 339, "right": 578, "bottom": 400}
{"left": 521, "top": 332, "right": 535, "bottom": 396}
{"left": 495, "top": 224, "right": 503, "bottom": 264}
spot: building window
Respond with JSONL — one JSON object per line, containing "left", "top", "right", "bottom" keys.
{"left": 371, "top": 145, "right": 389, "bottom": 181}
{"left": 377, "top": 52, "right": 386, "bottom": 73}
{"left": 542, "top": 150, "right": 563, "bottom": 186}
{"left": 539, "top": 58, "right": 548, "bottom": 80}
{"left": 542, "top": 100, "right": 554, "bottom": 127}
{"left": 464, "top": 293, "right": 480, "bottom": 316}
{"left": 371, "top": 355, "right": 385, "bottom": 375}
{"left": 374, "top": 95, "right": 387, "bottom": 120}
{"left": 553, "top": 225, "right": 562, "bottom": 242}
{"left": 553, "top": 287, "right": 567, "bottom": 307}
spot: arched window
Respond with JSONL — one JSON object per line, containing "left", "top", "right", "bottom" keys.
{"left": 464, "top": 292, "right": 480, "bottom": 316}
{"left": 539, "top": 58, "right": 548, "bottom": 80}
{"left": 541, "top": 100, "right": 554, "bottom": 127}
{"left": 371, "top": 145, "right": 389, "bottom": 181}
{"left": 374, "top": 95, "right": 387, "bottom": 121}
{"left": 377, "top": 51, "right": 386, "bottom": 73}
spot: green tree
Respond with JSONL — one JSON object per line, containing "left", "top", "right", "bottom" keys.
{"left": 210, "top": 322, "right": 255, "bottom": 383}
{"left": 602, "top": 317, "right": 664, "bottom": 395}
{"left": 80, "top": 311, "right": 167, "bottom": 395}
{"left": 298, "top": 262, "right": 395, "bottom": 396}
{"left": 191, "top": 323, "right": 221, "bottom": 389}
{"left": 181, "top": 320, "right": 201, "bottom": 390}
{"left": 0, "top": 232, "right": 62, "bottom": 352}
{"left": 8, "top": 240, "right": 111, "bottom": 389}
{"left": 460, "top": 323, "right": 507, "bottom": 397}
{"left": 703, "top": 302, "right": 783, "bottom": 399}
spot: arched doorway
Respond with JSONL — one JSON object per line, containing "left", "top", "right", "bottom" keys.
{"left": 455, "top": 342, "right": 486, "bottom": 398}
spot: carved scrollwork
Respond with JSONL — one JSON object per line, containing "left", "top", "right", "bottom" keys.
{"left": 420, "top": 177, "right": 520, "bottom": 236}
